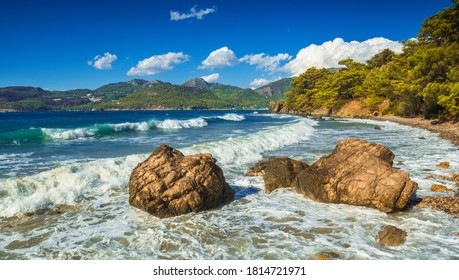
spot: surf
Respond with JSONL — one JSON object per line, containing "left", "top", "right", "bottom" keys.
{"left": 0, "top": 117, "right": 315, "bottom": 217}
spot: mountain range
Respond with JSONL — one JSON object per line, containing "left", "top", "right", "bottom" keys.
{"left": 0, "top": 78, "right": 292, "bottom": 111}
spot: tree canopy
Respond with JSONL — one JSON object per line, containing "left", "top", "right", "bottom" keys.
{"left": 285, "top": 1, "right": 459, "bottom": 119}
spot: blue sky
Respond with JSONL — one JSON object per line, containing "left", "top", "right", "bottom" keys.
{"left": 0, "top": 0, "right": 454, "bottom": 90}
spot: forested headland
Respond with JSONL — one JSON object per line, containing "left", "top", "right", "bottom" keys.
{"left": 283, "top": 0, "right": 459, "bottom": 120}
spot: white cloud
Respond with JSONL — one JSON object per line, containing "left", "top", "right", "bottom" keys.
{"left": 170, "top": 6, "right": 216, "bottom": 21}
{"left": 240, "top": 53, "right": 292, "bottom": 73}
{"left": 198, "top": 47, "right": 239, "bottom": 69}
{"left": 88, "top": 52, "right": 117, "bottom": 70}
{"left": 249, "top": 77, "right": 281, "bottom": 87}
{"left": 127, "top": 52, "right": 190, "bottom": 76}
{"left": 201, "top": 73, "right": 220, "bottom": 83}
{"left": 282, "top": 37, "right": 403, "bottom": 76}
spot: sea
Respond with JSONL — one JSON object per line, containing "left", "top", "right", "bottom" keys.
{"left": 0, "top": 110, "right": 458, "bottom": 260}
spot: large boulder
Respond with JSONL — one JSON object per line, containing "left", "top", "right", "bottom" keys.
{"left": 246, "top": 157, "right": 308, "bottom": 193}
{"left": 294, "top": 138, "right": 418, "bottom": 212}
{"left": 332, "top": 138, "right": 395, "bottom": 165}
{"left": 129, "top": 144, "right": 234, "bottom": 218}
{"left": 417, "top": 196, "right": 459, "bottom": 217}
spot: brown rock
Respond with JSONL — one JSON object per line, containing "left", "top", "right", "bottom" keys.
{"left": 445, "top": 172, "right": 459, "bottom": 184}
{"left": 425, "top": 175, "right": 435, "bottom": 179}
{"left": 417, "top": 196, "right": 459, "bottom": 217}
{"left": 374, "top": 125, "right": 382, "bottom": 130}
{"left": 295, "top": 138, "right": 418, "bottom": 212}
{"left": 269, "top": 100, "right": 283, "bottom": 113}
{"left": 397, "top": 161, "right": 404, "bottom": 166}
{"left": 128, "top": 144, "right": 234, "bottom": 218}
{"left": 436, "top": 162, "right": 450, "bottom": 169}
{"left": 431, "top": 184, "right": 449, "bottom": 192}
{"left": 313, "top": 115, "right": 323, "bottom": 120}
{"left": 247, "top": 157, "right": 308, "bottom": 193}
{"left": 313, "top": 252, "right": 340, "bottom": 260}
{"left": 377, "top": 225, "right": 407, "bottom": 246}
{"left": 331, "top": 138, "right": 395, "bottom": 165}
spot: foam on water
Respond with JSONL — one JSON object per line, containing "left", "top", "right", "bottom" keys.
{"left": 156, "top": 118, "right": 208, "bottom": 129}
{"left": 1, "top": 116, "right": 459, "bottom": 260}
{"left": 1, "top": 113, "right": 244, "bottom": 143}
{"left": 183, "top": 118, "right": 317, "bottom": 168}
{"left": 0, "top": 117, "right": 314, "bottom": 218}
{"left": 41, "top": 127, "right": 97, "bottom": 140}
{"left": 107, "top": 121, "right": 151, "bottom": 132}
{"left": 0, "top": 154, "right": 146, "bottom": 217}
{"left": 216, "top": 113, "right": 245, "bottom": 121}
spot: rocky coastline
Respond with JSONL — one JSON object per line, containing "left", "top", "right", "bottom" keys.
{"left": 269, "top": 100, "right": 459, "bottom": 148}
{"left": 119, "top": 104, "right": 459, "bottom": 257}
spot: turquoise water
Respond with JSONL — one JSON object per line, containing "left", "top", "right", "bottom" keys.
{"left": 0, "top": 110, "right": 458, "bottom": 259}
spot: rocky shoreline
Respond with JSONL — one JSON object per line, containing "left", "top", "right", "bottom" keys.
{"left": 375, "top": 116, "right": 459, "bottom": 147}
{"left": 269, "top": 100, "right": 459, "bottom": 148}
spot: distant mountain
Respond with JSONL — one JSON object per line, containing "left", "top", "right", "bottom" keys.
{"left": 182, "top": 78, "right": 210, "bottom": 88}
{"left": 255, "top": 78, "right": 292, "bottom": 100}
{"left": 0, "top": 86, "right": 45, "bottom": 103}
{"left": 182, "top": 78, "right": 243, "bottom": 92}
{"left": 114, "top": 83, "right": 268, "bottom": 110}
{"left": 0, "top": 78, "right": 269, "bottom": 111}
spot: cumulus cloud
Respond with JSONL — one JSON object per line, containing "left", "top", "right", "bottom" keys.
{"left": 88, "top": 52, "right": 117, "bottom": 70}
{"left": 249, "top": 77, "right": 281, "bottom": 87}
{"left": 240, "top": 53, "right": 292, "bottom": 73}
{"left": 127, "top": 52, "right": 190, "bottom": 76}
{"left": 170, "top": 6, "right": 216, "bottom": 21}
{"left": 201, "top": 73, "right": 220, "bottom": 83}
{"left": 282, "top": 37, "right": 403, "bottom": 76}
{"left": 198, "top": 47, "right": 239, "bottom": 69}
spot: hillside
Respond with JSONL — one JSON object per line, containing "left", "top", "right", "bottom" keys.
{"left": 254, "top": 78, "right": 292, "bottom": 100}
{"left": 182, "top": 78, "right": 245, "bottom": 92}
{"left": 110, "top": 83, "right": 268, "bottom": 110}
{"left": 282, "top": 2, "right": 459, "bottom": 121}
{"left": 0, "top": 78, "right": 274, "bottom": 111}
{"left": 0, "top": 75, "right": 299, "bottom": 111}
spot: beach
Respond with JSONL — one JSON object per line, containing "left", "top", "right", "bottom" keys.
{"left": 377, "top": 116, "right": 459, "bottom": 147}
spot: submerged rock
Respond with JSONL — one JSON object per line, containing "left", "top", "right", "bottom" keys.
{"left": 128, "top": 144, "right": 234, "bottom": 218}
{"left": 294, "top": 138, "right": 418, "bottom": 212}
{"left": 417, "top": 196, "right": 459, "bottom": 217}
{"left": 436, "top": 162, "right": 450, "bottom": 169}
{"left": 246, "top": 157, "right": 308, "bottom": 193}
{"left": 431, "top": 184, "right": 449, "bottom": 192}
{"left": 313, "top": 251, "right": 340, "bottom": 260}
{"left": 377, "top": 225, "right": 407, "bottom": 246}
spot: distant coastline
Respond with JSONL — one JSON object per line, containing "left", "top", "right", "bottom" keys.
{"left": 375, "top": 116, "right": 459, "bottom": 147}
{"left": 269, "top": 100, "right": 459, "bottom": 148}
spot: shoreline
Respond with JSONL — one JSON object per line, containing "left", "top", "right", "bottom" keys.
{"left": 374, "top": 116, "right": 459, "bottom": 147}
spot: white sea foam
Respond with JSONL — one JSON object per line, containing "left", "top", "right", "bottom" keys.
{"left": 258, "top": 113, "right": 297, "bottom": 119}
{"left": 0, "top": 118, "right": 315, "bottom": 218}
{"left": 107, "top": 122, "right": 151, "bottom": 131}
{"left": 41, "top": 127, "right": 97, "bottom": 140}
{"left": 183, "top": 118, "right": 317, "bottom": 167}
{"left": 157, "top": 118, "right": 208, "bottom": 129}
{"left": 2, "top": 116, "right": 459, "bottom": 260}
{"left": 38, "top": 117, "right": 207, "bottom": 141}
{"left": 216, "top": 113, "right": 245, "bottom": 121}
{"left": 0, "top": 154, "right": 147, "bottom": 217}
